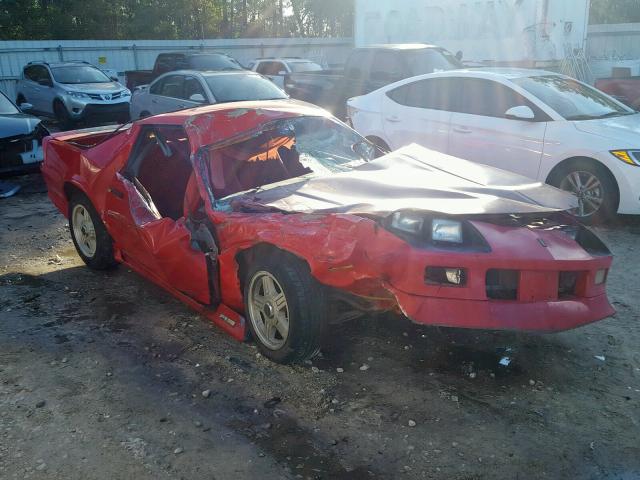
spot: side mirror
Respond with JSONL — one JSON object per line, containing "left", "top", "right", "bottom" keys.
{"left": 19, "top": 102, "right": 34, "bottom": 112}
{"left": 189, "top": 93, "right": 206, "bottom": 103}
{"left": 505, "top": 105, "right": 535, "bottom": 121}
{"left": 455, "top": 50, "right": 463, "bottom": 61}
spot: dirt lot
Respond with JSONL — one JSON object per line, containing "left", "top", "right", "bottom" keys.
{"left": 1, "top": 174, "right": 639, "bottom": 480}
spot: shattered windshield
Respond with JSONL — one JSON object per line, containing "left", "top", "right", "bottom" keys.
{"left": 205, "top": 116, "right": 376, "bottom": 200}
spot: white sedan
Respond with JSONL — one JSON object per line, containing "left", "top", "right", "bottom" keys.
{"left": 347, "top": 68, "right": 640, "bottom": 222}
{"left": 130, "top": 70, "right": 287, "bottom": 119}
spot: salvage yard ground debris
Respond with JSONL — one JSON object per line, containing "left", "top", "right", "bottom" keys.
{"left": 1, "top": 174, "right": 640, "bottom": 479}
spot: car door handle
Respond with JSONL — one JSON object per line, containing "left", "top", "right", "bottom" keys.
{"left": 151, "top": 99, "right": 158, "bottom": 104}
{"left": 453, "top": 126, "right": 472, "bottom": 134}
{"left": 385, "top": 115, "right": 401, "bottom": 123}
{"left": 177, "top": 104, "right": 186, "bottom": 109}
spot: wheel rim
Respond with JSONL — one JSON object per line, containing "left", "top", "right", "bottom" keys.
{"left": 72, "top": 204, "right": 97, "bottom": 258}
{"left": 559, "top": 170, "right": 604, "bottom": 218}
{"left": 247, "top": 271, "right": 290, "bottom": 350}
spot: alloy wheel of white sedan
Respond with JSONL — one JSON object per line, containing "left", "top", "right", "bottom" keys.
{"left": 559, "top": 171, "right": 604, "bottom": 218}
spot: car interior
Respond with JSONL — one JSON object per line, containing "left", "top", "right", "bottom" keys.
{"left": 207, "top": 130, "right": 311, "bottom": 199}
{"left": 126, "top": 126, "right": 195, "bottom": 221}
{"left": 124, "top": 125, "right": 313, "bottom": 222}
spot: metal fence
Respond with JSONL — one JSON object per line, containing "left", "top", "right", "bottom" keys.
{"left": 587, "top": 23, "right": 640, "bottom": 79}
{"left": 0, "top": 37, "right": 353, "bottom": 100}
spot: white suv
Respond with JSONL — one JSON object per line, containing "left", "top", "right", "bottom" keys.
{"left": 16, "top": 61, "right": 131, "bottom": 128}
{"left": 248, "top": 57, "right": 322, "bottom": 89}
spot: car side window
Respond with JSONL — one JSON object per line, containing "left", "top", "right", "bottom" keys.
{"left": 346, "top": 50, "right": 372, "bottom": 79}
{"left": 183, "top": 76, "right": 207, "bottom": 103}
{"left": 155, "top": 54, "right": 179, "bottom": 74}
{"left": 386, "top": 78, "right": 455, "bottom": 111}
{"left": 24, "top": 66, "right": 36, "bottom": 81}
{"left": 149, "top": 77, "right": 164, "bottom": 95}
{"left": 40, "top": 66, "right": 53, "bottom": 83}
{"left": 455, "top": 78, "right": 545, "bottom": 119}
{"left": 158, "top": 75, "right": 184, "bottom": 99}
{"left": 25, "top": 65, "right": 50, "bottom": 84}
{"left": 370, "top": 52, "right": 406, "bottom": 83}
{"left": 257, "top": 61, "right": 285, "bottom": 76}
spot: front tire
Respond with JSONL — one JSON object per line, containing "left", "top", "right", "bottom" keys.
{"left": 54, "top": 100, "right": 74, "bottom": 130}
{"left": 68, "top": 193, "right": 117, "bottom": 270}
{"left": 549, "top": 159, "right": 618, "bottom": 224}
{"left": 243, "top": 253, "right": 327, "bottom": 364}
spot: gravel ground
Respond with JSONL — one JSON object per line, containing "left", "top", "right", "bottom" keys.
{"left": 1, "top": 174, "right": 639, "bottom": 480}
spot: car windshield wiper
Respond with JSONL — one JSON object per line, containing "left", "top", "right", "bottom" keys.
{"left": 595, "top": 111, "right": 632, "bottom": 119}
{"left": 566, "top": 111, "right": 631, "bottom": 120}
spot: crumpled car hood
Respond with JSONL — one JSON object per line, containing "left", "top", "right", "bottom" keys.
{"left": 230, "top": 144, "right": 577, "bottom": 216}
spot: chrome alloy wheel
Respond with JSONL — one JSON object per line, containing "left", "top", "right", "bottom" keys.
{"left": 72, "top": 204, "right": 97, "bottom": 258}
{"left": 559, "top": 170, "right": 604, "bottom": 218}
{"left": 247, "top": 271, "right": 290, "bottom": 350}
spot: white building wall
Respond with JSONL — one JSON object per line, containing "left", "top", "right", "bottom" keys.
{"left": 354, "top": 0, "right": 590, "bottom": 64}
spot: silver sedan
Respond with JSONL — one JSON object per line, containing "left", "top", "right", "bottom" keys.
{"left": 129, "top": 70, "right": 288, "bottom": 119}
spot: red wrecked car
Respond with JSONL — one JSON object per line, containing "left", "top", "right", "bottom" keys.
{"left": 42, "top": 100, "right": 615, "bottom": 363}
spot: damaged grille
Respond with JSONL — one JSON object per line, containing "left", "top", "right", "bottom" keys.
{"left": 486, "top": 269, "right": 519, "bottom": 300}
{"left": 478, "top": 213, "right": 610, "bottom": 256}
{"left": 558, "top": 271, "right": 581, "bottom": 298}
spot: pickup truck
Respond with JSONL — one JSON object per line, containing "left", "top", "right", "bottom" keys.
{"left": 595, "top": 76, "right": 640, "bottom": 109}
{"left": 284, "top": 44, "right": 462, "bottom": 117}
{"left": 125, "top": 51, "right": 243, "bottom": 90}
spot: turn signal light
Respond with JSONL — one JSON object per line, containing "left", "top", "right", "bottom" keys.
{"left": 594, "top": 269, "right": 607, "bottom": 285}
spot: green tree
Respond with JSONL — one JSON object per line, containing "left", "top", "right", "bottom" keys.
{"left": 0, "top": 0, "right": 354, "bottom": 40}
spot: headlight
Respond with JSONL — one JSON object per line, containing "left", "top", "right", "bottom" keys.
{"left": 390, "top": 211, "right": 424, "bottom": 234}
{"left": 67, "top": 90, "right": 89, "bottom": 99}
{"left": 611, "top": 150, "right": 640, "bottom": 166}
{"left": 121, "top": 89, "right": 131, "bottom": 97}
{"left": 432, "top": 218, "right": 463, "bottom": 243}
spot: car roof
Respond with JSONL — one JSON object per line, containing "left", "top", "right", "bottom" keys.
{"left": 27, "top": 61, "right": 98, "bottom": 68}
{"left": 448, "top": 67, "right": 561, "bottom": 79}
{"left": 159, "top": 51, "right": 233, "bottom": 57}
{"left": 256, "top": 57, "right": 316, "bottom": 62}
{"left": 137, "top": 99, "right": 329, "bottom": 150}
{"left": 158, "top": 69, "right": 260, "bottom": 78}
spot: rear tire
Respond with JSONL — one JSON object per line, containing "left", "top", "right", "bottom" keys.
{"left": 68, "top": 193, "right": 117, "bottom": 270}
{"left": 243, "top": 251, "right": 327, "bottom": 364}
{"left": 54, "top": 100, "right": 74, "bottom": 130}
{"left": 548, "top": 159, "right": 618, "bottom": 225}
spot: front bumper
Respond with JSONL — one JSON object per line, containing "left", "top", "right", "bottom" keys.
{"left": 358, "top": 219, "right": 615, "bottom": 332}
{"left": 607, "top": 155, "right": 640, "bottom": 214}
{"left": 65, "top": 98, "right": 130, "bottom": 122}
{"left": 0, "top": 130, "right": 46, "bottom": 176}
{"left": 394, "top": 290, "right": 614, "bottom": 332}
